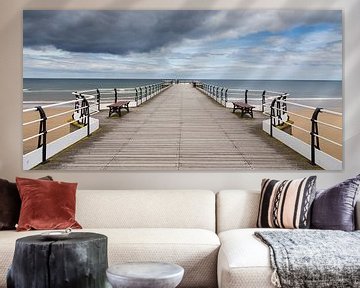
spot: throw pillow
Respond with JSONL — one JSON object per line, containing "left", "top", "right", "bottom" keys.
{"left": 16, "top": 177, "right": 82, "bottom": 231}
{"left": 0, "top": 176, "right": 53, "bottom": 230}
{"left": 257, "top": 176, "right": 316, "bottom": 229}
{"left": 311, "top": 174, "right": 360, "bottom": 231}
{"left": 0, "top": 179, "right": 20, "bottom": 230}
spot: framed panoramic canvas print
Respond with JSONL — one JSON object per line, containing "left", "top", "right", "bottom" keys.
{"left": 22, "top": 10, "right": 342, "bottom": 171}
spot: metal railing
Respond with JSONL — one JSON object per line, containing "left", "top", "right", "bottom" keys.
{"left": 23, "top": 81, "right": 172, "bottom": 168}
{"left": 72, "top": 82, "right": 170, "bottom": 113}
{"left": 265, "top": 98, "right": 342, "bottom": 166}
{"left": 23, "top": 96, "right": 97, "bottom": 164}
{"left": 195, "top": 82, "right": 287, "bottom": 113}
{"left": 194, "top": 81, "right": 342, "bottom": 167}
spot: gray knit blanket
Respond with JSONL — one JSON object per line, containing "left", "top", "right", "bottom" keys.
{"left": 255, "top": 230, "right": 360, "bottom": 288}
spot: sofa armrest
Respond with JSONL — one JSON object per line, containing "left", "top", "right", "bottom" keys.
{"left": 356, "top": 200, "right": 360, "bottom": 230}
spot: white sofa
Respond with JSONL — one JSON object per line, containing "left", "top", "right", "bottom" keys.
{"left": 216, "top": 190, "right": 360, "bottom": 288}
{"left": 216, "top": 190, "right": 273, "bottom": 288}
{"left": 1, "top": 189, "right": 359, "bottom": 288}
{"left": 0, "top": 190, "right": 220, "bottom": 288}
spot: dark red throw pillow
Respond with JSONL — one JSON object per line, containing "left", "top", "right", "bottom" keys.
{"left": 0, "top": 176, "right": 53, "bottom": 230}
{"left": 16, "top": 177, "right": 82, "bottom": 231}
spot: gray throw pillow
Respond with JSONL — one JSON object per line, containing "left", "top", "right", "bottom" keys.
{"left": 311, "top": 174, "right": 360, "bottom": 231}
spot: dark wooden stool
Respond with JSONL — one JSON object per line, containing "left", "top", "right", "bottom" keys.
{"left": 7, "top": 232, "right": 108, "bottom": 288}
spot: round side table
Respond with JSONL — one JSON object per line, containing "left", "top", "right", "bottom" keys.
{"left": 7, "top": 232, "right": 108, "bottom": 288}
{"left": 106, "top": 262, "right": 184, "bottom": 288}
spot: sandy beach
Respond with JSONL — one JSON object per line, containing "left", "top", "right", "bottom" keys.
{"left": 23, "top": 107, "right": 75, "bottom": 154}
{"left": 286, "top": 107, "right": 342, "bottom": 161}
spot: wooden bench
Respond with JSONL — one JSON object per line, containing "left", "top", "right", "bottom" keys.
{"left": 232, "top": 101, "right": 255, "bottom": 118}
{"left": 107, "top": 101, "right": 130, "bottom": 117}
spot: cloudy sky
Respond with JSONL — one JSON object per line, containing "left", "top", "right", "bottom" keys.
{"left": 23, "top": 10, "right": 342, "bottom": 80}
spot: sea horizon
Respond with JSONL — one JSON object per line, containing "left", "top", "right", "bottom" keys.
{"left": 23, "top": 78, "right": 342, "bottom": 111}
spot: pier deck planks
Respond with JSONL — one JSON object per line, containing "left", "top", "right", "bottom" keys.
{"left": 36, "top": 84, "right": 318, "bottom": 170}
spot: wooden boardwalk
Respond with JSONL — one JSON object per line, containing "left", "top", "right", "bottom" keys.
{"left": 37, "top": 83, "right": 318, "bottom": 170}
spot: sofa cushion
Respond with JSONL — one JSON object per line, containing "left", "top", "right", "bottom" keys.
{"left": 0, "top": 228, "right": 219, "bottom": 288}
{"left": 216, "top": 190, "right": 260, "bottom": 233}
{"left": 218, "top": 228, "right": 277, "bottom": 288}
{"left": 257, "top": 177, "right": 316, "bottom": 229}
{"left": 16, "top": 177, "right": 81, "bottom": 231}
{"left": 76, "top": 190, "right": 216, "bottom": 231}
{"left": 104, "top": 228, "right": 219, "bottom": 288}
{"left": 311, "top": 175, "right": 360, "bottom": 231}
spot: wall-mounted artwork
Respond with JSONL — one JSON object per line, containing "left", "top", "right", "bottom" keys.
{"left": 23, "top": 10, "right": 342, "bottom": 171}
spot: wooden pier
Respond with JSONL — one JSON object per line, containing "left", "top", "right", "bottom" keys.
{"left": 36, "top": 83, "right": 318, "bottom": 170}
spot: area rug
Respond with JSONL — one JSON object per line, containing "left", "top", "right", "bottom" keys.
{"left": 255, "top": 230, "right": 360, "bottom": 288}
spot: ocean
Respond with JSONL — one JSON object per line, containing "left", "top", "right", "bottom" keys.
{"left": 23, "top": 78, "right": 342, "bottom": 111}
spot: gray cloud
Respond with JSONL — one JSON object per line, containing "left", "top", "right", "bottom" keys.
{"left": 23, "top": 10, "right": 214, "bottom": 55}
{"left": 23, "top": 10, "right": 341, "bottom": 56}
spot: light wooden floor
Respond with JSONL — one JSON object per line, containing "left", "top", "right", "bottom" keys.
{"left": 36, "top": 83, "right": 318, "bottom": 170}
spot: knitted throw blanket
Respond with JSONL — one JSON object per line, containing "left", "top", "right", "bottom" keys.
{"left": 255, "top": 230, "right": 360, "bottom": 288}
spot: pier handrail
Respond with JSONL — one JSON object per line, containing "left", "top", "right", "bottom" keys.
{"left": 72, "top": 82, "right": 169, "bottom": 108}
{"left": 23, "top": 81, "right": 172, "bottom": 169}
{"left": 195, "top": 81, "right": 342, "bottom": 167}
{"left": 266, "top": 99, "right": 342, "bottom": 165}
{"left": 195, "top": 81, "right": 286, "bottom": 113}
{"left": 23, "top": 97, "right": 91, "bottom": 113}
{"left": 23, "top": 95, "right": 97, "bottom": 164}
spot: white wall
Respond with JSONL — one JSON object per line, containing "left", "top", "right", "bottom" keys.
{"left": 0, "top": 0, "right": 359, "bottom": 190}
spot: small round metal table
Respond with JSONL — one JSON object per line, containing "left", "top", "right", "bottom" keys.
{"left": 106, "top": 262, "right": 184, "bottom": 288}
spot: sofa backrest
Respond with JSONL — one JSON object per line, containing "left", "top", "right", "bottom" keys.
{"left": 217, "top": 190, "right": 360, "bottom": 233}
{"left": 216, "top": 190, "right": 260, "bottom": 233}
{"left": 76, "top": 190, "right": 216, "bottom": 231}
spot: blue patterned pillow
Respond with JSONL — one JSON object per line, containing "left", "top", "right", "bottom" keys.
{"left": 311, "top": 175, "right": 360, "bottom": 231}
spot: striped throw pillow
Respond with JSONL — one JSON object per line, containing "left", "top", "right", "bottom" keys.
{"left": 257, "top": 176, "right": 316, "bottom": 229}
